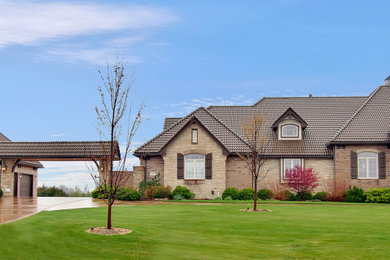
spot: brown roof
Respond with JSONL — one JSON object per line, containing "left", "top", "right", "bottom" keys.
{"left": 134, "top": 107, "right": 250, "bottom": 156}
{"left": 163, "top": 117, "right": 182, "bottom": 131}
{"left": 0, "top": 133, "right": 43, "bottom": 168}
{"left": 135, "top": 88, "right": 387, "bottom": 157}
{"left": 331, "top": 85, "right": 390, "bottom": 144}
{"left": 0, "top": 141, "right": 120, "bottom": 160}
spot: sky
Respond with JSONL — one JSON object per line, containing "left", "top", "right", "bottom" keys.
{"left": 1, "top": 0, "right": 389, "bottom": 190}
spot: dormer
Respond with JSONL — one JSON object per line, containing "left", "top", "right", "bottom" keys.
{"left": 272, "top": 108, "right": 307, "bottom": 140}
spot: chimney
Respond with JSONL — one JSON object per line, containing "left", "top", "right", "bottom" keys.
{"left": 385, "top": 75, "right": 390, "bottom": 86}
{"left": 308, "top": 94, "right": 313, "bottom": 97}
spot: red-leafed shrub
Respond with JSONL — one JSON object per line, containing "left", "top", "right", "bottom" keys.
{"left": 285, "top": 166, "right": 319, "bottom": 200}
{"left": 324, "top": 177, "right": 349, "bottom": 201}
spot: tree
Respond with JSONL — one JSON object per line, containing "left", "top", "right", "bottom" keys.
{"left": 285, "top": 166, "right": 319, "bottom": 199}
{"left": 237, "top": 112, "right": 271, "bottom": 211}
{"left": 89, "top": 59, "right": 144, "bottom": 229}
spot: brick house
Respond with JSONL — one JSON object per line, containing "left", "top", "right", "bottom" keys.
{"left": 134, "top": 80, "right": 390, "bottom": 199}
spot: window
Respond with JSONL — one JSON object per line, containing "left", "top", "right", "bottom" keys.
{"left": 191, "top": 129, "right": 198, "bottom": 144}
{"left": 185, "top": 154, "right": 205, "bottom": 179}
{"left": 281, "top": 125, "right": 299, "bottom": 138}
{"left": 358, "top": 152, "right": 378, "bottom": 179}
{"left": 282, "top": 158, "right": 302, "bottom": 178}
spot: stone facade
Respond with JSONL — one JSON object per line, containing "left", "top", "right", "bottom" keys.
{"left": 0, "top": 159, "right": 38, "bottom": 197}
{"left": 131, "top": 128, "right": 390, "bottom": 198}
{"left": 335, "top": 145, "right": 390, "bottom": 190}
{"left": 162, "top": 122, "right": 227, "bottom": 199}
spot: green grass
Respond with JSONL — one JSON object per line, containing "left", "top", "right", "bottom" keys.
{"left": 1, "top": 203, "right": 390, "bottom": 259}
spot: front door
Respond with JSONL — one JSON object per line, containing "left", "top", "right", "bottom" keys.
{"left": 14, "top": 173, "right": 18, "bottom": 197}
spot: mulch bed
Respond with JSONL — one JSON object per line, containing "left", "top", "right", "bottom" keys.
{"left": 240, "top": 208, "right": 272, "bottom": 212}
{"left": 86, "top": 227, "right": 132, "bottom": 235}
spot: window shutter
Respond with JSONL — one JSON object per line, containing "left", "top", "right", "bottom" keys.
{"left": 205, "top": 153, "right": 212, "bottom": 179}
{"left": 177, "top": 153, "right": 184, "bottom": 179}
{"left": 351, "top": 151, "right": 357, "bottom": 179}
{"left": 379, "top": 151, "right": 386, "bottom": 179}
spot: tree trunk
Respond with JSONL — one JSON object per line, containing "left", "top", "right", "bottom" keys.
{"left": 254, "top": 179, "right": 258, "bottom": 211}
{"left": 107, "top": 203, "right": 112, "bottom": 229}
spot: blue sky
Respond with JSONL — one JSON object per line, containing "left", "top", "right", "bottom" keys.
{"left": 1, "top": 0, "right": 389, "bottom": 190}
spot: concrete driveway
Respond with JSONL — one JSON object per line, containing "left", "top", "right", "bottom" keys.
{"left": 0, "top": 197, "right": 106, "bottom": 224}
{"left": 0, "top": 197, "right": 166, "bottom": 224}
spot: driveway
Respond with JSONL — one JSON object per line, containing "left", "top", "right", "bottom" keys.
{"left": 0, "top": 197, "right": 106, "bottom": 224}
{"left": 0, "top": 197, "right": 167, "bottom": 224}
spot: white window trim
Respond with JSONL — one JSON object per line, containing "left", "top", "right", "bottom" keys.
{"left": 280, "top": 158, "right": 304, "bottom": 180}
{"left": 357, "top": 153, "right": 378, "bottom": 179}
{"left": 184, "top": 155, "right": 205, "bottom": 180}
{"left": 191, "top": 129, "right": 198, "bottom": 144}
{"left": 281, "top": 124, "right": 299, "bottom": 138}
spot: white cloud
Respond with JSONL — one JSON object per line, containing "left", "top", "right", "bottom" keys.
{"left": 163, "top": 94, "right": 257, "bottom": 116}
{"left": 50, "top": 133, "right": 65, "bottom": 137}
{"left": 0, "top": 1, "right": 177, "bottom": 48}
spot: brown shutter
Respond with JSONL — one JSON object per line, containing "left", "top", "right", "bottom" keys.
{"left": 379, "top": 151, "right": 386, "bottom": 179}
{"left": 205, "top": 153, "right": 212, "bottom": 179}
{"left": 177, "top": 153, "right": 184, "bottom": 179}
{"left": 351, "top": 151, "right": 357, "bottom": 179}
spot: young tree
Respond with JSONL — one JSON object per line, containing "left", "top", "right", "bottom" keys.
{"left": 89, "top": 59, "right": 144, "bottom": 229}
{"left": 285, "top": 166, "right": 319, "bottom": 200}
{"left": 237, "top": 112, "right": 272, "bottom": 211}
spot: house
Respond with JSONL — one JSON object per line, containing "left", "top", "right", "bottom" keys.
{"left": 0, "top": 134, "right": 120, "bottom": 197}
{"left": 134, "top": 78, "right": 390, "bottom": 199}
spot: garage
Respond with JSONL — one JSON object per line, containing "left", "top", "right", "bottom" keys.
{"left": 20, "top": 174, "right": 33, "bottom": 197}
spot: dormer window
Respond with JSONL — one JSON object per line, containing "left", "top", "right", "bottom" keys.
{"left": 272, "top": 107, "right": 307, "bottom": 141}
{"left": 281, "top": 125, "right": 299, "bottom": 138}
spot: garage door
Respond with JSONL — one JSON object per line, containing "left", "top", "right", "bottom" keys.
{"left": 20, "top": 174, "right": 33, "bottom": 197}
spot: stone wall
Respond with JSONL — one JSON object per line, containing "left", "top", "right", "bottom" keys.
{"left": 0, "top": 159, "right": 38, "bottom": 197}
{"left": 162, "top": 122, "right": 227, "bottom": 199}
{"left": 140, "top": 156, "right": 164, "bottom": 185}
{"left": 335, "top": 145, "right": 390, "bottom": 190}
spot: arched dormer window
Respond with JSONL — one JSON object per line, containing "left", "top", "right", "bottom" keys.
{"left": 281, "top": 124, "right": 299, "bottom": 138}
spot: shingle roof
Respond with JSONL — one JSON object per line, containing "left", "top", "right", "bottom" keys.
{"left": 134, "top": 107, "right": 250, "bottom": 156}
{"left": 0, "top": 141, "right": 120, "bottom": 160}
{"left": 135, "top": 92, "right": 379, "bottom": 157}
{"left": 331, "top": 85, "right": 390, "bottom": 144}
{"left": 0, "top": 133, "right": 43, "bottom": 168}
{"left": 163, "top": 117, "right": 182, "bottom": 131}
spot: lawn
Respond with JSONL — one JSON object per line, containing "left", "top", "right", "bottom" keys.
{"left": 1, "top": 203, "right": 390, "bottom": 259}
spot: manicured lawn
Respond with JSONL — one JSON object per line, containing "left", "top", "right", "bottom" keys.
{"left": 1, "top": 203, "right": 390, "bottom": 259}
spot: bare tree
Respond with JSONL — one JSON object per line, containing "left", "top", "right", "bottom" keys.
{"left": 89, "top": 59, "right": 144, "bottom": 229}
{"left": 237, "top": 111, "right": 271, "bottom": 211}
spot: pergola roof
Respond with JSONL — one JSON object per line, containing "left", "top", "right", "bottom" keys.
{"left": 0, "top": 141, "right": 121, "bottom": 161}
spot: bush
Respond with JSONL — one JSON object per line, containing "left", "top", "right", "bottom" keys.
{"left": 344, "top": 186, "right": 365, "bottom": 203}
{"left": 222, "top": 188, "right": 240, "bottom": 200}
{"left": 91, "top": 188, "right": 99, "bottom": 198}
{"left": 275, "top": 190, "right": 296, "bottom": 201}
{"left": 214, "top": 196, "right": 222, "bottom": 200}
{"left": 223, "top": 196, "right": 232, "bottom": 200}
{"left": 285, "top": 166, "right": 319, "bottom": 198}
{"left": 143, "top": 186, "right": 158, "bottom": 200}
{"left": 257, "top": 189, "right": 273, "bottom": 200}
{"left": 173, "top": 194, "right": 184, "bottom": 200}
{"left": 297, "top": 191, "right": 312, "bottom": 201}
{"left": 138, "top": 173, "right": 161, "bottom": 194}
{"left": 239, "top": 188, "right": 255, "bottom": 200}
{"left": 38, "top": 185, "right": 67, "bottom": 197}
{"left": 364, "top": 188, "right": 390, "bottom": 203}
{"left": 313, "top": 191, "right": 327, "bottom": 201}
{"left": 117, "top": 188, "right": 141, "bottom": 201}
{"left": 155, "top": 186, "right": 172, "bottom": 199}
{"left": 172, "top": 186, "right": 195, "bottom": 200}
{"left": 0, "top": 189, "right": 3, "bottom": 198}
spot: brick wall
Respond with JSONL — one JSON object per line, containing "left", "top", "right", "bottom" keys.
{"left": 335, "top": 145, "right": 390, "bottom": 189}
{"left": 163, "top": 122, "right": 227, "bottom": 199}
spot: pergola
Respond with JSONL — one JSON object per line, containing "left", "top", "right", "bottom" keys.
{"left": 0, "top": 141, "right": 121, "bottom": 197}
